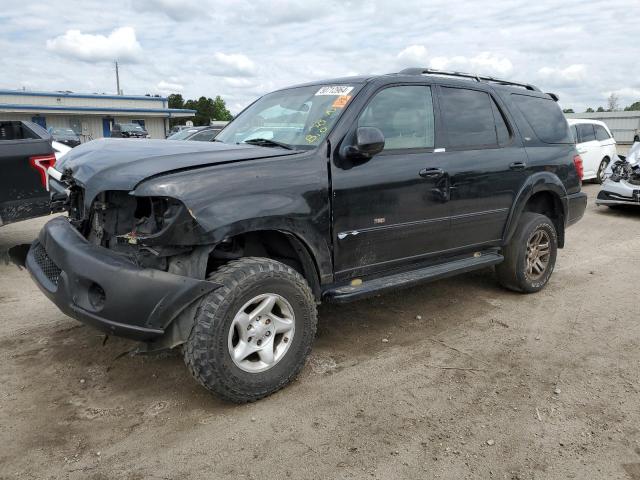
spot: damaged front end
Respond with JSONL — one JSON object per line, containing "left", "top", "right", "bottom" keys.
{"left": 597, "top": 143, "right": 640, "bottom": 206}
{"left": 19, "top": 174, "right": 220, "bottom": 345}
{"left": 77, "top": 190, "right": 206, "bottom": 271}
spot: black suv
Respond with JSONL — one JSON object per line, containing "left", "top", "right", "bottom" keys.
{"left": 110, "top": 123, "right": 149, "bottom": 138}
{"left": 16, "top": 69, "right": 587, "bottom": 403}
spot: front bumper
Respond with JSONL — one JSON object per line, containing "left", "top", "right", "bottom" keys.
{"left": 596, "top": 180, "right": 640, "bottom": 206}
{"left": 24, "top": 217, "right": 219, "bottom": 341}
{"left": 566, "top": 191, "right": 588, "bottom": 227}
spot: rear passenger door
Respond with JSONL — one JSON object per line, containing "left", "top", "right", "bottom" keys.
{"left": 575, "top": 123, "right": 600, "bottom": 179}
{"left": 436, "top": 85, "right": 528, "bottom": 250}
{"left": 594, "top": 123, "right": 616, "bottom": 161}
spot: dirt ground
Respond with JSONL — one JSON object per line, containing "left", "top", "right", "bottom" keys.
{"left": 1, "top": 183, "right": 639, "bottom": 480}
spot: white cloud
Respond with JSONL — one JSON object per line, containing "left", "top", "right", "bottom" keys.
{"left": 210, "top": 52, "right": 257, "bottom": 77}
{"left": 156, "top": 80, "right": 184, "bottom": 93}
{"left": 1, "top": 0, "right": 638, "bottom": 114}
{"left": 430, "top": 52, "right": 513, "bottom": 77}
{"left": 139, "top": 0, "right": 207, "bottom": 21}
{"left": 223, "top": 77, "right": 258, "bottom": 88}
{"left": 396, "top": 45, "right": 429, "bottom": 67}
{"left": 46, "top": 27, "right": 142, "bottom": 63}
{"left": 538, "top": 64, "right": 587, "bottom": 85}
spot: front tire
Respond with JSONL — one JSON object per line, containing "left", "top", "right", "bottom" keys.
{"left": 184, "top": 257, "right": 317, "bottom": 403}
{"left": 496, "top": 213, "right": 558, "bottom": 293}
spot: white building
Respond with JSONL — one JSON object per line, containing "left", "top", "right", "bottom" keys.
{"left": 565, "top": 111, "right": 640, "bottom": 144}
{"left": 0, "top": 89, "right": 195, "bottom": 140}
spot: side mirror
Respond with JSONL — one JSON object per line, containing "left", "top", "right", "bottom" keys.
{"left": 343, "top": 127, "right": 385, "bottom": 159}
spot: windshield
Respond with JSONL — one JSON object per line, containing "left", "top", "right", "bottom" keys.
{"left": 168, "top": 128, "right": 201, "bottom": 140}
{"left": 215, "top": 84, "right": 359, "bottom": 150}
{"left": 52, "top": 128, "right": 78, "bottom": 137}
{"left": 122, "top": 124, "right": 145, "bottom": 132}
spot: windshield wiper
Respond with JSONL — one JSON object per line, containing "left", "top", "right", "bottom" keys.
{"left": 242, "top": 138, "right": 293, "bottom": 150}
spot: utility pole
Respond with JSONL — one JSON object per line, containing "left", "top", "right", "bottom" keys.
{"left": 115, "top": 61, "right": 121, "bottom": 95}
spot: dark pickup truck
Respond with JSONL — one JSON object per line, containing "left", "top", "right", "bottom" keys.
{"left": 16, "top": 69, "right": 587, "bottom": 403}
{"left": 0, "top": 121, "right": 56, "bottom": 227}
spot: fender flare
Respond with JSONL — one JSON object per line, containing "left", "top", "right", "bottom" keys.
{"left": 208, "top": 219, "right": 331, "bottom": 292}
{"left": 503, "top": 172, "right": 568, "bottom": 246}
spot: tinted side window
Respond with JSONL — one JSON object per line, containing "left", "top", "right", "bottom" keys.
{"left": 512, "top": 94, "right": 573, "bottom": 144}
{"left": 358, "top": 86, "right": 435, "bottom": 150}
{"left": 577, "top": 123, "right": 596, "bottom": 142}
{"left": 570, "top": 125, "right": 578, "bottom": 143}
{"left": 594, "top": 124, "right": 611, "bottom": 141}
{"left": 491, "top": 101, "right": 511, "bottom": 146}
{"left": 440, "top": 87, "right": 497, "bottom": 148}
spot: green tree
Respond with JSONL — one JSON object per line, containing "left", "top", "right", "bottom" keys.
{"left": 169, "top": 93, "right": 233, "bottom": 126}
{"left": 585, "top": 107, "right": 594, "bottom": 113}
{"left": 562, "top": 108, "right": 574, "bottom": 113}
{"left": 624, "top": 101, "right": 640, "bottom": 111}
{"left": 168, "top": 93, "right": 184, "bottom": 109}
{"left": 211, "top": 95, "right": 233, "bottom": 121}
{"left": 596, "top": 106, "right": 605, "bottom": 112}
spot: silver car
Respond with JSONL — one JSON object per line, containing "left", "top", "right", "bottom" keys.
{"left": 596, "top": 142, "right": 640, "bottom": 207}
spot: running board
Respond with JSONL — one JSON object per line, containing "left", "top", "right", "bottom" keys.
{"left": 323, "top": 251, "right": 503, "bottom": 303}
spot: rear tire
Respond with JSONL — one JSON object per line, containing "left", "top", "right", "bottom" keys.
{"left": 184, "top": 257, "right": 317, "bottom": 403}
{"left": 595, "top": 158, "right": 609, "bottom": 184}
{"left": 496, "top": 213, "right": 558, "bottom": 293}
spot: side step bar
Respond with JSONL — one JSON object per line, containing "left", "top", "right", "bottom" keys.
{"left": 323, "top": 251, "right": 503, "bottom": 303}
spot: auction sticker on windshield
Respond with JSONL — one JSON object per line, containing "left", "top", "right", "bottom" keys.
{"left": 332, "top": 95, "right": 351, "bottom": 108}
{"left": 315, "top": 86, "right": 354, "bottom": 96}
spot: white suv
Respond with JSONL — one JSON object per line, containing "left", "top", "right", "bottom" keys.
{"left": 567, "top": 119, "right": 617, "bottom": 183}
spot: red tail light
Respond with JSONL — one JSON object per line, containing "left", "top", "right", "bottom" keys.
{"left": 573, "top": 154, "right": 584, "bottom": 181}
{"left": 29, "top": 153, "right": 57, "bottom": 188}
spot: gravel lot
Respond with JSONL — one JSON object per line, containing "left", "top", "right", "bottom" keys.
{"left": 1, "top": 183, "right": 639, "bottom": 480}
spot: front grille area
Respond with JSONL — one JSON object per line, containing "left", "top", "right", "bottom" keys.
{"left": 32, "top": 243, "right": 62, "bottom": 286}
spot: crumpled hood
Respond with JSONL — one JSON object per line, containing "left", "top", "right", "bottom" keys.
{"left": 56, "top": 138, "right": 296, "bottom": 203}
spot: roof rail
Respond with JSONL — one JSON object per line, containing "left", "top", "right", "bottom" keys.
{"left": 397, "top": 68, "right": 539, "bottom": 91}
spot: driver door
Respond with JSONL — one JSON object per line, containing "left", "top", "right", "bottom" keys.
{"left": 330, "top": 84, "right": 452, "bottom": 280}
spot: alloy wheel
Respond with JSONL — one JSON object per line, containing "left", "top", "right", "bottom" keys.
{"left": 525, "top": 229, "right": 551, "bottom": 280}
{"left": 227, "top": 293, "right": 295, "bottom": 373}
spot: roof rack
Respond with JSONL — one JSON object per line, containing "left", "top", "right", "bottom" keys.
{"left": 397, "top": 68, "right": 539, "bottom": 92}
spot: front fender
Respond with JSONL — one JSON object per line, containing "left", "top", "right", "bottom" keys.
{"left": 132, "top": 153, "right": 333, "bottom": 283}
{"left": 503, "top": 172, "right": 568, "bottom": 245}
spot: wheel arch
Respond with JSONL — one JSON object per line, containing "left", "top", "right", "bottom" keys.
{"left": 504, "top": 173, "right": 568, "bottom": 248}
{"left": 206, "top": 227, "right": 325, "bottom": 301}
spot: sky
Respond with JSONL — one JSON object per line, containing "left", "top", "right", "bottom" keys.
{"left": 0, "top": 0, "right": 638, "bottom": 114}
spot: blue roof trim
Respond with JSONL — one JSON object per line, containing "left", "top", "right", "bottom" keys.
{"left": 0, "top": 89, "right": 168, "bottom": 102}
{"left": 0, "top": 103, "right": 196, "bottom": 116}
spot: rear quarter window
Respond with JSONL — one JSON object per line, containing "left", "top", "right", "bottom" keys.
{"left": 594, "top": 124, "right": 611, "bottom": 141}
{"left": 512, "top": 94, "right": 573, "bottom": 144}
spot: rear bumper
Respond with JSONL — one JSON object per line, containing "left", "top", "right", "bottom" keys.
{"left": 24, "top": 217, "right": 219, "bottom": 341}
{"left": 566, "top": 191, "right": 587, "bottom": 227}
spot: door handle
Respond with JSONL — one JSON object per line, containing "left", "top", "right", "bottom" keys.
{"left": 509, "top": 161, "right": 526, "bottom": 171}
{"left": 419, "top": 167, "right": 445, "bottom": 178}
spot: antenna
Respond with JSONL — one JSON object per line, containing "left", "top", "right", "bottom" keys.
{"left": 115, "top": 61, "right": 122, "bottom": 95}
